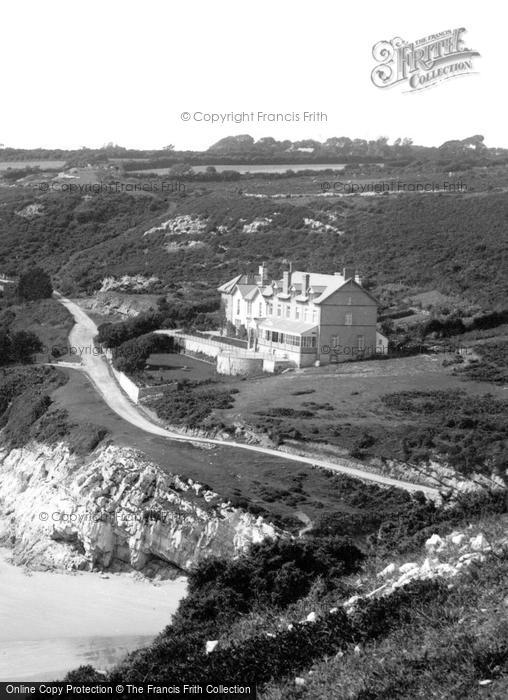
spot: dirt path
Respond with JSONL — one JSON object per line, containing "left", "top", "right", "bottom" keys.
{"left": 54, "top": 293, "right": 439, "bottom": 499}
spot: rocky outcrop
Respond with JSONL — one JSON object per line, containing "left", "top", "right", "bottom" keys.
{"left": 99, "top": 275, "right": 161, "bottom": 293}
{"left": 79, "top": 292, "right": 160, "bottom": 318}
{"left": 0, "top": 441, "right": 279, "bottom": 576}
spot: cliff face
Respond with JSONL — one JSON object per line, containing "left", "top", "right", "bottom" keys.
{"left": 0, "top": 441, "right": 278, "bottom": 576}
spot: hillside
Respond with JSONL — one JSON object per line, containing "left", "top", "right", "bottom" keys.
{"left": 0, "top": 183, "right": 507, "bottom": 308}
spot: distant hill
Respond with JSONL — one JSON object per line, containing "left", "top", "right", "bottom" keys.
{"left": 2, "top": 135, "right": 508, "bottom": 170}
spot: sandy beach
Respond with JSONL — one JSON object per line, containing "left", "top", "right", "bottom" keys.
{"left": 0, "top": 548, "right": 187, "bottom": 680}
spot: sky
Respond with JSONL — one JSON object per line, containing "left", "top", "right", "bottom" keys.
{"left": 0, "top": 0, "right": 504, "bottom": 151}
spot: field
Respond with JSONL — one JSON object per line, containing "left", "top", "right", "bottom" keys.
{"left": 215, "top": 353, "right": 507, "bottom": 427}
{"left": 0, "top": 160, "right": 66, "bottom": 170}
{"left": 50, "top": 368, "right": 410, "bottom": 532}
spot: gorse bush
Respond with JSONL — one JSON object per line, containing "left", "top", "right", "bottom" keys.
{"left": 148, "top": 380, "right": 238, "bottom": 428}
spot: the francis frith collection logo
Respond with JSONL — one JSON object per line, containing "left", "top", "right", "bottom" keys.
{"left": 371, "top": 28, "right": 480, "bottom": 91}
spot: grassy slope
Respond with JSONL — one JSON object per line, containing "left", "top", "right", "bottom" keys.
{"left": 262, "top": 553, "right": 508, "bottom": 699}
{"left": 8, "top": 297, "right": 74, "bottom": 352}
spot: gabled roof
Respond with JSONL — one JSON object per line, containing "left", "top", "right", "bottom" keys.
{"left": 217, "top": 274, "right": 242, "bottom": 294}
{"left": 237, "top": 285, "right": 260, "bottom": 300}
{"left": 218, "top": 269, "right": 378, "bottom": 306}
{"left": 313, "top": 278, "right": 378, "bottom": 305}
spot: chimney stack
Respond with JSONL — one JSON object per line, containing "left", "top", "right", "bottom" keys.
{"left": 343, "top": 266, "right": 356, "bottom": 281}
{"left": 303, "top": 273, "right": 310, "bottom": 295}
{"left": 282, "top": 271, "right": 290, "bottom": 295}
{"left": 258, "top": 262, "right": 268, "bottom": 285}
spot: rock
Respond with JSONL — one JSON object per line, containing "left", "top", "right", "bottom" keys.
{"left": 377, "top": 562, "right": 397, "bottom": 578}
{"left": 353, "top": 645, "right": 361, "bottom": 655}
{"left": 399, "top": 562, "right": 418, "bottom": 573}
{"left": 329, "top": 607, "right": 338, "bottom": 613}
{"left": 450, "top": 533, "right": 466, "bottom": 546}
{"left": 306, "top": 611, "right": 317, "bottom": 623}
{"left": 435, "top": 563, "right": 457, "bottom": 577}
{"left": 343, "top": 595, "right": 360, "bottom": 607}
{"left": 287, "top": 624, "right": 294, "bottom": 631}
{"left": 470, "top": 534, "right": 491, "bottom": 552}
{"left": 420, "top": 557, "right": 435, "bottom": 573}
{"left": 459, "top": 552, "right": 485, "bottom": 564}
{"left": 425, "top": 534, "right": 445, "bottom": 551}
{"left": 206, "top": 640, "right": 218, "bottom": 654}
{"left": 0, "top": 442, "right": 281, "bottom": 574}
{"left": 295, "top": 677, "right": 306, "bottom": 686}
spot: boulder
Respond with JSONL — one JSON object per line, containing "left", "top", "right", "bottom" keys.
{"left": 470, "top": 533, "right": 491, "bottom": 552}
{"left": 425, "top": 534, "right": 445, "bottom": 551}
{"left": 450, "top": 533, "right": 466, "bottom": 546}
{"left": 377, "top": 562, "right": 397, "bottom": 578}
{"left": 399, "top": 562, "right": 418, "bottom": 574}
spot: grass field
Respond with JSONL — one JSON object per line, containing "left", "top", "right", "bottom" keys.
{"left": 216, "top": 354, "right": 507, "bottom": 428}
{"left": 51, "top": 368, "right": 410, "bottom": 532}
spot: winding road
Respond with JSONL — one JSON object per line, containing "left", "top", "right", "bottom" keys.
{"left": 55, "top": 293, "right": 440, "bottom": 499}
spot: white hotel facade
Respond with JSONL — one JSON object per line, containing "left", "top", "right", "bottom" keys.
{"left": 218, "top": 263, "right": 386, "bottom": 367}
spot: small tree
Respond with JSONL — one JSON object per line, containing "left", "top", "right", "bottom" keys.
{"left": 10, "top": 330, "right": 43, "bottom": 362}
{"left": 18, "top": 267, "right": 53, "bottom": 301}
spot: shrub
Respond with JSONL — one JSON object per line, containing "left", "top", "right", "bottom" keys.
{"left": 17, "top": 267, "right": 53, "bottom": 301}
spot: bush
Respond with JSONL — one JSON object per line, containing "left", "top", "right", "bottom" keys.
{"left": 112, "top": 333, "right": 173, "bottom": 373}
{"left": 17, "top": 267, "right": 53, "bottom": 301}
{"left": 149, "top": 380, "right": 237, "bottom": 428}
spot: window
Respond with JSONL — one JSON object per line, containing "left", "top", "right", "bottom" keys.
{"left": 277, "top": 304, "right": 282, "bottom": 317}
{"left": 236, "top": 299, "right": 241, "bottom": 315}
{"left": 247, "top": 301, "right": 252, "bottom": 315}
{"left": 258, "top": 302, "right": 263, "bottom": 316}
{"left": 302, "top": 336, "right": 317, "bottom": 348}
{"left": 330, "top": 335, "right": 338, "bottom": 348}
{"left": 357, "top": 335, "right": 365, "bottom": 351}
{"left": 303, "top": 308, "right": 308, "bottom": 322}
{"left": 295, "top": 306, "right": 300, "bottom": 320}
{"left": 345, "top": 313, "right": 353, "bottom": 326}
{"left": 312, "top": 309, "right": 317, "bottom": 323}
{"left": 267, "top": 302, "right": 273, "bottom": 315}
{"left": 347, "top": 296, "right": 352, "bottom": 305}
{"left": 284, "top": 334, "right": 299, "bottom": 346}
{"left": 285, "top": 305, "right": 291, "bottom": 318}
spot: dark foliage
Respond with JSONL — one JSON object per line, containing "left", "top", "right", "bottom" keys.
{"left": 148, "top": 380, "right": 238, "bottom": 428}
{"left": 454, "top": 341, "right": 508, "bottom": 385}
{"left": 380, "top": 390, "right": 508, "bottom": 477}
{"left": 17, "top": 266, "right": 53, "bottom": 301}
{"left": 0, "top": 329, "right": 42, "bottom": 364}
{"left": 112, "top": 333, "right": 173, "bottom": 373}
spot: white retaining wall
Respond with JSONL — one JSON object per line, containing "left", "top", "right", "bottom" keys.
{"left": 110, "top": 365, "right": 140, "bottom": 403}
